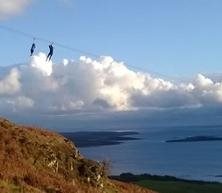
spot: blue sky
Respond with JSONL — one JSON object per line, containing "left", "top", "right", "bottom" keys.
{"left": 2, "top": 1, "right": 222, "bottom": 128}
{"left": 1, "top": 0, "right": 222, "bottom": 77}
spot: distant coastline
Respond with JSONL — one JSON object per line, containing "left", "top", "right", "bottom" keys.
{"left": 111, "top": 173, "right": 222, "bottom": 193}
{"left": 62, "top": 131, "right": 222, "bottom": 185}
{"left": 61, "top": 131, "right": 140, "bottom": 148}
{"left": 111, "top": 172, "right": 222, "bottom": 184}
{"left": 166, "top": 135, "right": 222, "bottom": 143}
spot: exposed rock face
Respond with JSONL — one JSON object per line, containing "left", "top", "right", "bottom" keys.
{"left": 0, "top": 117, "right": 157, "bottom": 193}
{"left": 0, "top": 118, "right": 106, "bottom": 192}
{"left": 78, "top": 159, "right": 106, "bottom": 187}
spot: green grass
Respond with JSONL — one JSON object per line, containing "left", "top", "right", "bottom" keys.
{"left": 111, "top": 173, "right": 222, "bottom": 193}
{"left": 136, "top": 179, "right": 222, "bottom": 193}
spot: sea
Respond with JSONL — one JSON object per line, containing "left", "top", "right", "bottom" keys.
{"left": 75, "top": 125, "right": 222, "bottom": 182}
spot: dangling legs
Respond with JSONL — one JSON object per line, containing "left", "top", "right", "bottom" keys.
{"left": 30, "top": 49, "right": 34, "bottom": 56}
{"left": 49, "top": 54, "right": 53, "bottom": 61}
{"left": 46, "top": 53, "right": 50, "bottom": 61}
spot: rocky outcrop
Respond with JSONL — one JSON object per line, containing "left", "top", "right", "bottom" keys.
{"left": 0, "top": 117, "right": 157, "bottom": 193}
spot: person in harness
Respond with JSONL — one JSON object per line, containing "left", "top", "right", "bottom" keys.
{"left": 46, "top": 44, "right": 54, "bottom": 61}
{"left": 30, "top": 42, "right": 36, "bottom": 56}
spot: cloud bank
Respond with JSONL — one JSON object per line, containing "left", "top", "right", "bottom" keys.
{"left": 1, "top": 53, "right": 222, "bottom": 114}
{"left": 0, "top": 0, "right": 32, "bottom": 19}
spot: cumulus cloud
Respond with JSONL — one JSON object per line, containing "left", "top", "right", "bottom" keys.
{"left": 0, "top": 0, "right": 32, "bottom": 19}
{"left": 1, "top": 53, "right": 222, "bottom": 114}
{"left": 0, "top": 68, "right": 21, "bottom": 95}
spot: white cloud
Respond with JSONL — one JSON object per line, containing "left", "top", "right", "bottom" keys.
{"left": 0, "top": 0, "right": 72, "bottom": 20}
{"left": 1, "top": 53, "right": 222, "bottom": 114}
{"left": 0, "top": 68, "right": 21, "bottom": 95}
{"left": 30, "top": 52, "right": 53, "bottom": 76}
{"left": 0, "top": 0, "right": 32, "bottom": 19}
{"left": 195, "top": 74, "right": 213, "bottom": 89}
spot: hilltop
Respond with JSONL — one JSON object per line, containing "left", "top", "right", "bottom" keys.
{"left": 0, "top": 117, "right": 157, "bottom": 193}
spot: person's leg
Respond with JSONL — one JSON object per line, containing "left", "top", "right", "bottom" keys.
{"left": 49, "top": 53, "right": 53, "bottom": 61}
{"left": 46, "top": 53, "right": 50, "bottom": 61}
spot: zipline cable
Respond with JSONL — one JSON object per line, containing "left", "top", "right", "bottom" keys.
{"left": 0, "top": 25, "right": 174, "bottom": 80}
{"left": 0, "top": 25, "right": 100, "bottom": 57}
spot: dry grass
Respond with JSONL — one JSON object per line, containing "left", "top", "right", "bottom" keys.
{"left": 0, "top": 117, "right": 158, "bottom": 193}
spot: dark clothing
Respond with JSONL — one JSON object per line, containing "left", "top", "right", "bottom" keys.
{"left": 46, "top": 44, "right": 54, "bottom": 61}
{"left": 30, "top": 43, "right": 36, "bottom": 56}
{"left": 49, "top": 45, "right": 53, "bottom": 54}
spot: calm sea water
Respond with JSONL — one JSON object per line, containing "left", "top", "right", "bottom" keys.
{"left": 78, "top": 125, "right": 222, "bottom": 182}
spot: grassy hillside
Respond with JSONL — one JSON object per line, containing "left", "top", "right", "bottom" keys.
{"left": 112, "top": 173, "right": 222, "bottom": 193}
{"left": 0, "top": 117, "right": 156, "bottom": 193}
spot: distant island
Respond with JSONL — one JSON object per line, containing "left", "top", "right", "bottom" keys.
{"left": 166, "top": 136, "right": 222, "bottom": 143}
{"left": 61, "top": 131, "right": 140, "bottom": 148}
